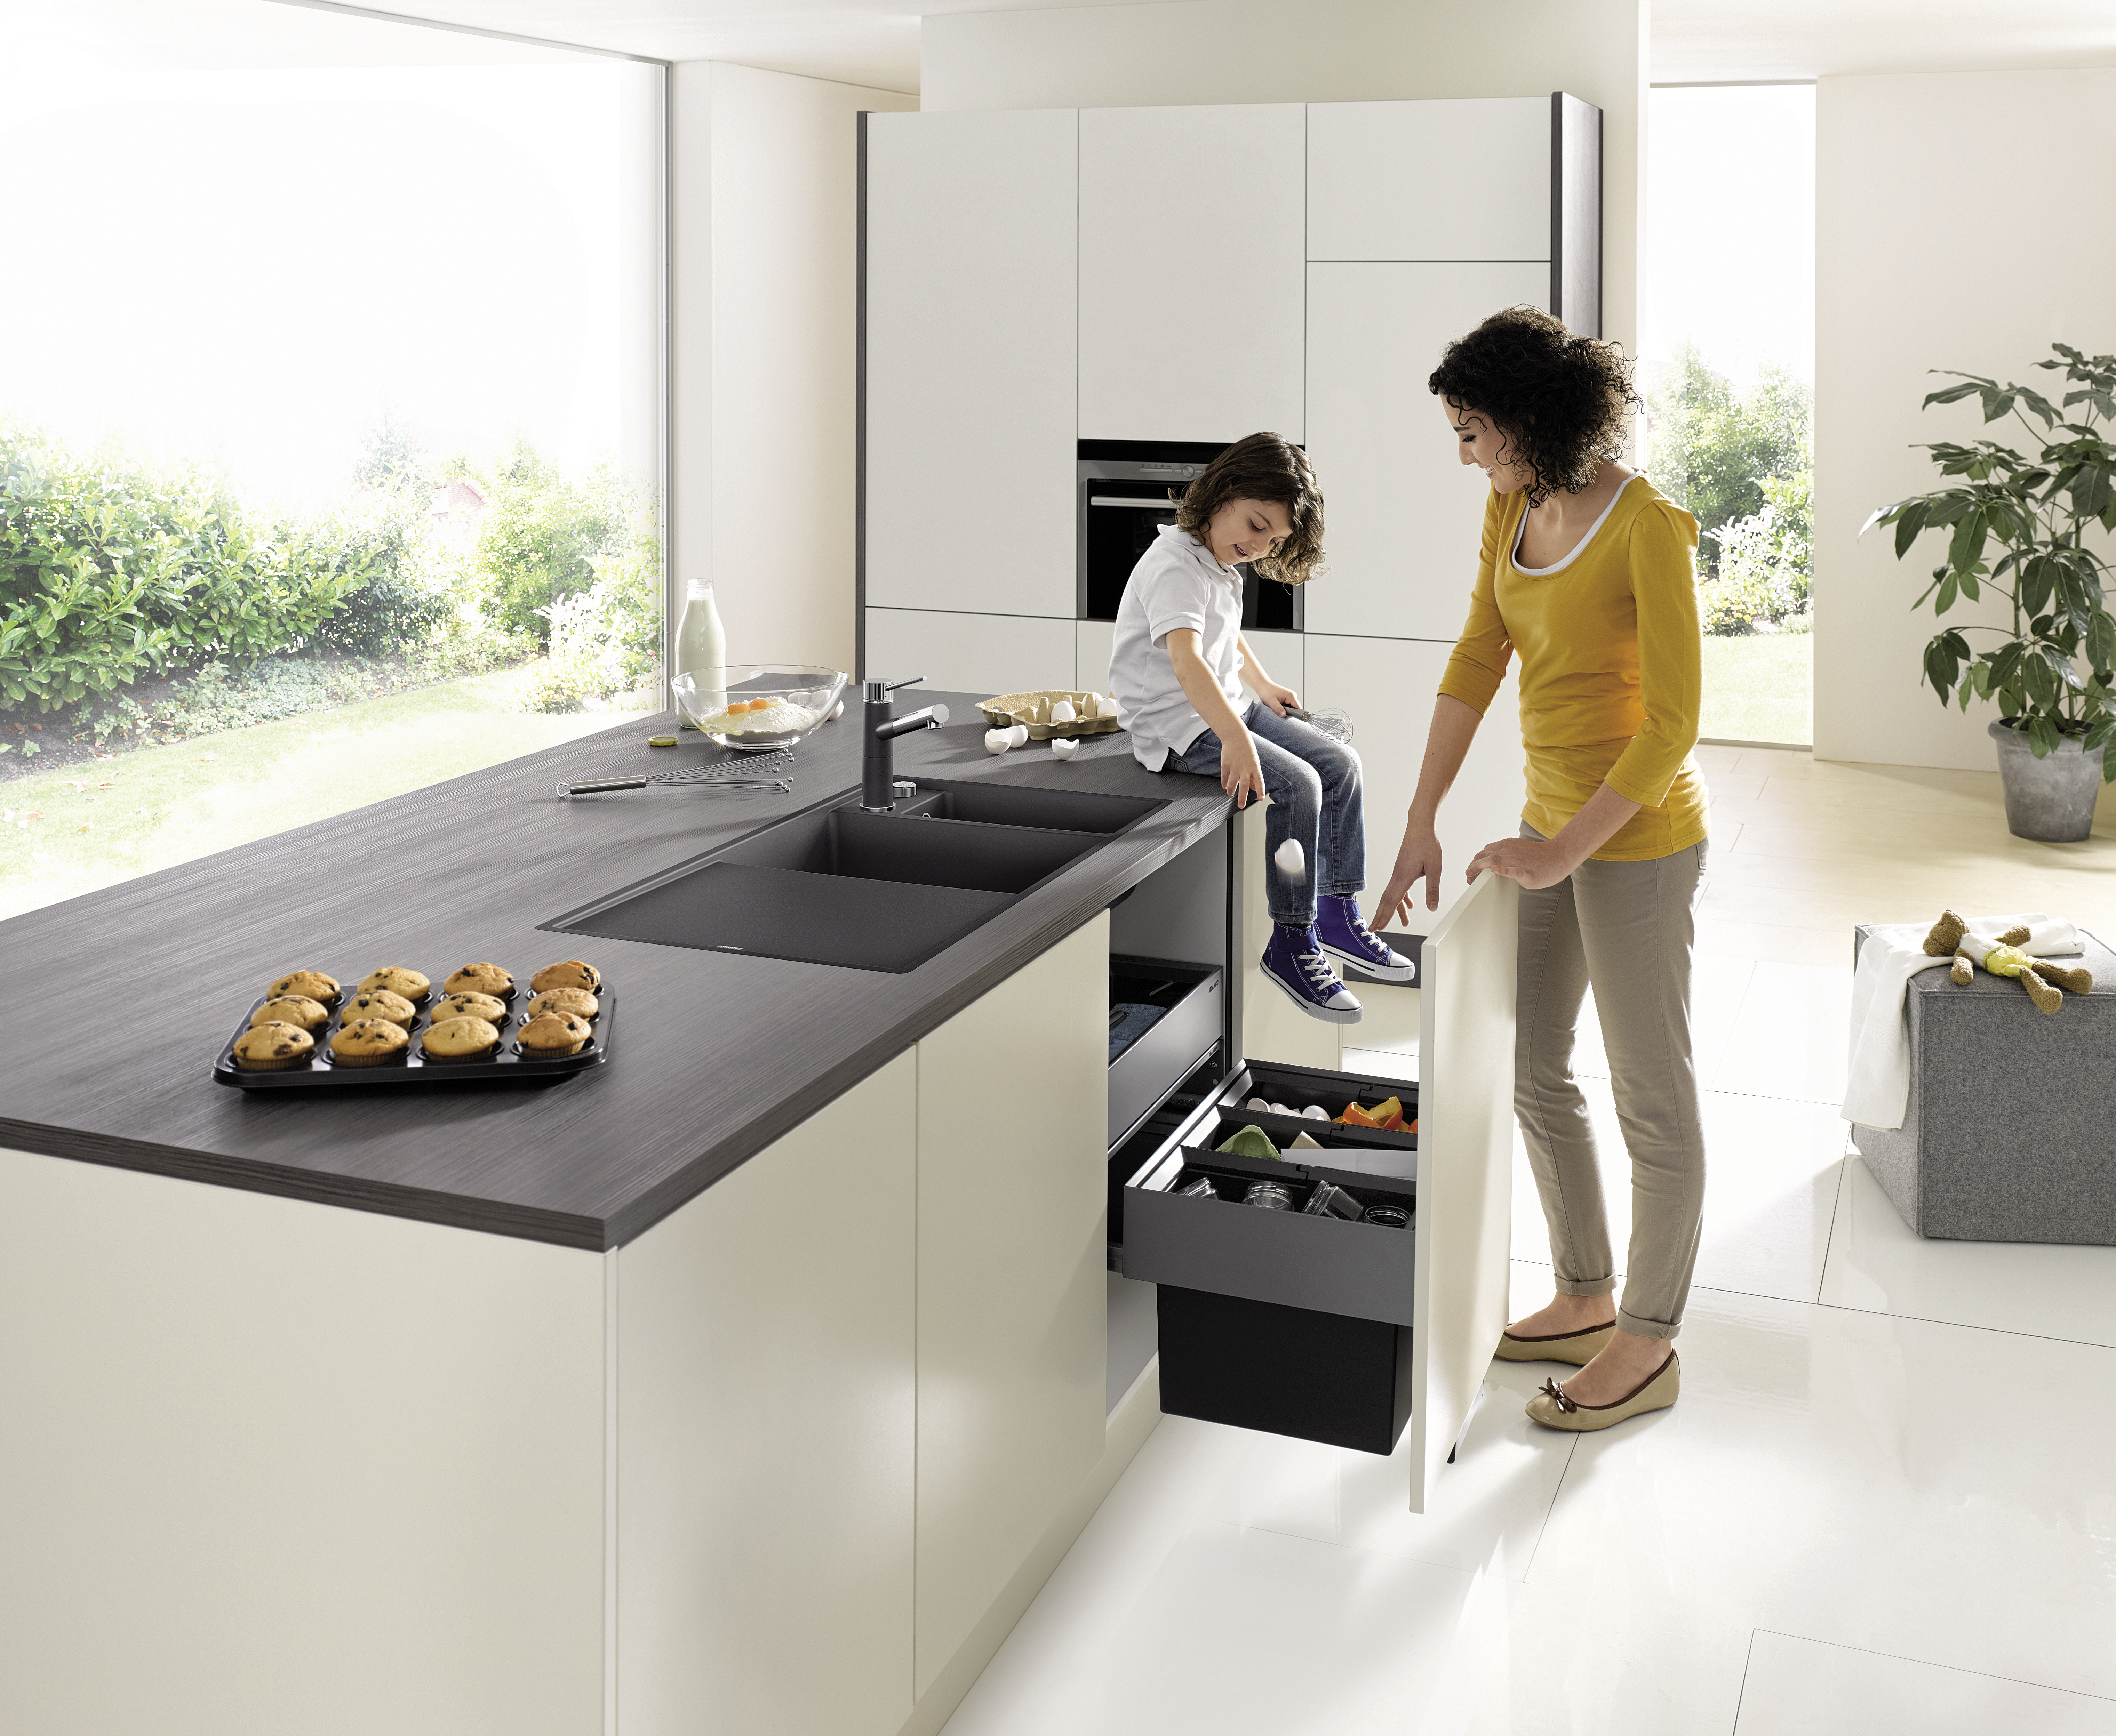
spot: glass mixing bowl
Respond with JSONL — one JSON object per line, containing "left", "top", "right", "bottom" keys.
{"left": 670, "top": 665, "right": 849, "bottom": 753}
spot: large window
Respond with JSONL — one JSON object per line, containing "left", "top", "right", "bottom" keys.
{"left": 0, "top": 1, "right": 663, "bottom": 919}
{"left": 1644, "top": 83, "right": 1815, "bottom": 747}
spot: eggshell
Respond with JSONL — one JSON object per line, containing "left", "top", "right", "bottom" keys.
{"left": 1246, "top": 1098, "right": 1270, "bottom": 1111}
{"left": 1049, "top": 737, "right": 1079, "bottom": 760}
{"left": 1274, "top": 838, "right": 1307, "bottom": 882}
{"left": 1050, "top": 699, "right": 1077, "bottom": 723}
{"left": 983, "top": 729, "right": 1014, "bottom": 756}
{"left": 1301, "top": 1104, "right": 1329, "bottom": 1120}
{"left": 1004, "top": 724, "right": 1029, "bottom": 747}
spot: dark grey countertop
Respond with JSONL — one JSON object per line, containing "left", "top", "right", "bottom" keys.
{"left": 0, "top": 693, "right": 1232, "bottom": 1249}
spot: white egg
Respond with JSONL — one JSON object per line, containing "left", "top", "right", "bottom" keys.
{"left": 1274, "top": 838, "right": 1307, "bottom": 882}
{"left": 1089, "top": 692, "right": 1109, "bottom": 716}
{"left": 983, "top": 729, "right": 1014, "bottom": 756}
{"left": 1049, "top": 737, "right": 1079, "bottom": 760}
{"left": 1301, "top": 1104, "right": 1329, "bottom": 1120}
{"left": 1050, "top": 699, "right": 1077, "bottom": 724}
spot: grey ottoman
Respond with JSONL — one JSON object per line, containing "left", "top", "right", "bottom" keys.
{"left": 1851, "top": 925, "right": 2116, "bottom": 1243}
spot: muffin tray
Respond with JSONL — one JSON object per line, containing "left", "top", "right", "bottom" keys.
{"left": 211, "top": 983, "right": 616, "bottom": 1091}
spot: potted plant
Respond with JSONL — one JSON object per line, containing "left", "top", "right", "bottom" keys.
{"left": 1865, "top": 341, "right": 2116, "bottom": 842}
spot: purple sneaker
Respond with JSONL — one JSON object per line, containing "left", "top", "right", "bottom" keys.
{"left": 1316, "top": 895, "right": 1417, "bottom": 984}
{"left": 1261, "top": 923, "right": 1363, "bottom": 1024}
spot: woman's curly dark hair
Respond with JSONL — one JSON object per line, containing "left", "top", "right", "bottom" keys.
{"left": 1173, "top": 431, "right": 1325, "bottom": 586}
{"left": 1427, "top": 306, "right": 1641, "bottom": 507}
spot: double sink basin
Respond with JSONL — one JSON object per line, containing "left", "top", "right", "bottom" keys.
{"left": 543, "top": 777, "right": 1166, "bottom": 973}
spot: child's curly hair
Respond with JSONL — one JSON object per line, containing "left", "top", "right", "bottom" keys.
{"left": 1173, "top": 431, "right": 1326, "bottom": 586}
{"left": 1427, "top": 307, "right": 1640, "bottom": 506}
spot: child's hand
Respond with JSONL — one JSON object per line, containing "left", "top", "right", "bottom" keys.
{"left": 1221, "top": 734, "right": 1267, "bottom": 809}
{"left": 1255, "top": 681, "right": 1299, "bottom": 718}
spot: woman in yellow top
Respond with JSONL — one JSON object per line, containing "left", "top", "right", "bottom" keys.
{"left": 1376, "top": 306, "right": 1707, "bottom": 1434}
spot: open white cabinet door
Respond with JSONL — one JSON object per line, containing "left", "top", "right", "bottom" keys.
{"left": 1406, "top": 868, "right": 1518, "bottom": 1512}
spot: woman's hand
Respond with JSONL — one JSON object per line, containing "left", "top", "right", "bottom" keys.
{"left": 1374, "top": 819, "right": 1444, "bottom": 926}
{"left": 1221, "top": 733, "right": 1267, "bottom": 809}
{"left": 1466, "top": 834, "right": 1572, "bottom": 890}
{"left": 1253, "top": 680, "right": 1299, "bottom": 718}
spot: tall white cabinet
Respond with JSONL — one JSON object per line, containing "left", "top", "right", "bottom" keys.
{"left": 862, "top": 94, "right": 1601, "bottom": 925}
{"left": 1077, "top": 104, "right": 1307, "bottom": 442}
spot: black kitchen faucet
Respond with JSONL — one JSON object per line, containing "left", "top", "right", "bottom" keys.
{"left": 861, "top": 675, "right": 950, "bottom": 811}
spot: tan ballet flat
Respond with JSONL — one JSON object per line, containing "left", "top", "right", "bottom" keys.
{"left": 1492, "top": 1321, "right": 1617, "bottom": 1365}
{"left": 1526, "top": 1351, "right": 1679, "bottom": 1432}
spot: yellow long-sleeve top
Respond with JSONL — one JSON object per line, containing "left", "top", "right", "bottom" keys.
{"left": 1437, "top": 475, "right": 1708, "bottom": 862}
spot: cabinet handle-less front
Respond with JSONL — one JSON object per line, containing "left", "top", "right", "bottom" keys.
{"left": 1089, "top": 496, "right": 1181, "bottom": 509}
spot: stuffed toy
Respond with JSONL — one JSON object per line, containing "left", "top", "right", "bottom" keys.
{"left": 1923, "top": 909, "right": 2093, "bottom": 1014}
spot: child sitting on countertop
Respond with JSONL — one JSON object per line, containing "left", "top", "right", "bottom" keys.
{"left": 1109, "top": 431, "right": 1413, "bottom": 1023}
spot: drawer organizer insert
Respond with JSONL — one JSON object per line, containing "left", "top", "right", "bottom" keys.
{"left": 1107, "top": 955, "right": 1224, "bottom": 1151}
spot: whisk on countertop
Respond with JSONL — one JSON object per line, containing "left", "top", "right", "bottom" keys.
{"left": 557, "top": 757, "right": 794, "bottom": 798}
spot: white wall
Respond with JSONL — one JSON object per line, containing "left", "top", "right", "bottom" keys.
{"left": 921, "top": 0, "right": 1646, "bottom": 360}
{"left": 1814, "top": 69, "right": 2116, "bottom": 770}
{"left": 670, "top": 61, "right": 916, "bottom": 677}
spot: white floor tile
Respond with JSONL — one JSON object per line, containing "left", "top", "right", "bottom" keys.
{"left": 1509, "top": 1083, "right": 1852, "bottom": 1305}
{"left": 1709, "top": 959, "right": 1854, "bottom": 1104}
{"left": 1522, "top": 1291, "right": 2116, "bottom": 1719}
{"left": 1819, "top": 1156, "right": 2116, "bottom": 1349}
{"left": 1734, "top": 1630, "right": 2116, "bottom": 1735}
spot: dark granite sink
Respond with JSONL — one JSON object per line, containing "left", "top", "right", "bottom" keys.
{"left": 542, "top": 778, "right": 1166, "bottom": 973}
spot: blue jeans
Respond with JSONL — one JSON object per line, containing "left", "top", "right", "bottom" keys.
{"left": 1162, "top": 701, "right": 1365, "bottom": 927}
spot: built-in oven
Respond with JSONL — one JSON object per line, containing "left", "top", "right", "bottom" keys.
{"left": 1078, "top": 439, "right": 1302, "bottom": 633}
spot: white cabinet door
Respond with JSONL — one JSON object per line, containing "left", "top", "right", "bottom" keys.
{"left": 1303, "top": 633, "right": 1526, "bottom": 935}
{"left": 866, "top": 110, "right": 1077, "bottom": 618}
{"left": 615, "top": 1054, "right": 918, "bottom": 1736}
{"left": 864, "top": 606, "right": 1075, "bottom": 698}
{"left": 1079, "top": 104, "right": 1306, "bottom": 442}
{"left": 1303, "top": 260, "right": 1549, "bottom": 639}
{"left": 915, "top": 916, "right": 1109, "bottom": 1696}
{"left": 1409, "top": 868, "right": 1518, "bottom": 1512}
{"left": 1307, "top": 97, "right": 1550, "bottom": 263}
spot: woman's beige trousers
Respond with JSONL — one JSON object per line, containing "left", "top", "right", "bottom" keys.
{"left": 1515, "top": 825, "right": 1708, "bottom": 1340}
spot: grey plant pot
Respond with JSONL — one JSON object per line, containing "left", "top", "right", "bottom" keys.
{"left": 1988, "top": 718, "right": 2105, "bottom": 842}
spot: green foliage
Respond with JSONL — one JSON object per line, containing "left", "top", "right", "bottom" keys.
{"left": 515, "top": 501, "right": 664, "bottom": 714}
{"left": 0, "top": 425, "right": 381, "bottom": 713}
{"left": 1699, "top": 472, "right": 1813, "bottom": 635}
{"left": 1650, "top": 348, "right": 1813, "bottom": 569}
{"left": 83, "top": 629, "right": 535, "bottom": 746}
{"left": 353, "top": 411, "right": 433, "bottom": 495}
{"left": 470, "top": 442, "right": 632, "bottom": 645}
{"left": 1866, "top": 341, "right": 2116, "bottom": 780}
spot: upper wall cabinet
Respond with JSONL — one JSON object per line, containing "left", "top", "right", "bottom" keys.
{"left": 1307, "top": 94, "right": 1601, "bottom": 336}
{"left": 1078, "top": 105, "right": 1306, "bottom": 444}
{"left": 865, "top": 110, "right": 1078, "bottom": 620}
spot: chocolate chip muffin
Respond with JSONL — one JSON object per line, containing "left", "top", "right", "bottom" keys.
{"left": 529, "top": 959, "right": 601, "bottom": 994}
{"left": 340, "top": 988, "right": 418, "bottom": 1029}
{"left": 330, "top": 1018, "right": 410, "bottom": 1067}
{"left": 266, "top": 969, "right": 339, "bottom": 1006}
{"left": 524, "top": 986, "right": 599, "bottom": 1023}
{"left": 251, "top": 995, "right": 329, "bottom": 1034}
{"left": 443, "top": 962, "right": 514, "bottom": 999}
{"left": 433, "top": 990, "right": 508, "bottom": 1026}
{"left": 357, "top": 967, "right": 430, "bottom": 1003}
{"left": 231, "top": 1021, "right": 315, "bottom": 1070}
{"left": 517, "top": 1011, "right": 592, "bottom": 1058}
{"left": 421, "top": 1015, "right": 501, "bottom": 1063}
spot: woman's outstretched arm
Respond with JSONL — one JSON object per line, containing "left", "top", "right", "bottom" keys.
{"left": 1374, "top": 694, "right": 1482, "bottom": 924}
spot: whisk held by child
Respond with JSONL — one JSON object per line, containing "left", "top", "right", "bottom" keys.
{"left": 1108, "top": 432, "right": 1412, "bottom": 1022}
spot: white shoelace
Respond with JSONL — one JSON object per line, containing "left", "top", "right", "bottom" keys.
{"left": 1296, "top": 947, "right": 1343, "bottom": 991}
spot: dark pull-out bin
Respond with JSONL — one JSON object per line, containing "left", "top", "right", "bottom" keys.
{"left": 1123, "top": 1057, "right": 1421, "bottom": 1455}
{"left": 1107, "top": 955, "right": 1223, "bottom": 1150}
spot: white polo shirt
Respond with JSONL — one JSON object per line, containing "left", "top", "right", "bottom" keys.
{"left": 1110, "top": 523, "right": 1246, "bottom": 771}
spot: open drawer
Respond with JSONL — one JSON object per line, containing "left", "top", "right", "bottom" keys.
{"left": 1115, "top": 868, "right": 1520, "bottom": 1492}
{"left": 1108, "top": 955, "right": 1224, "bottom": 1150}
